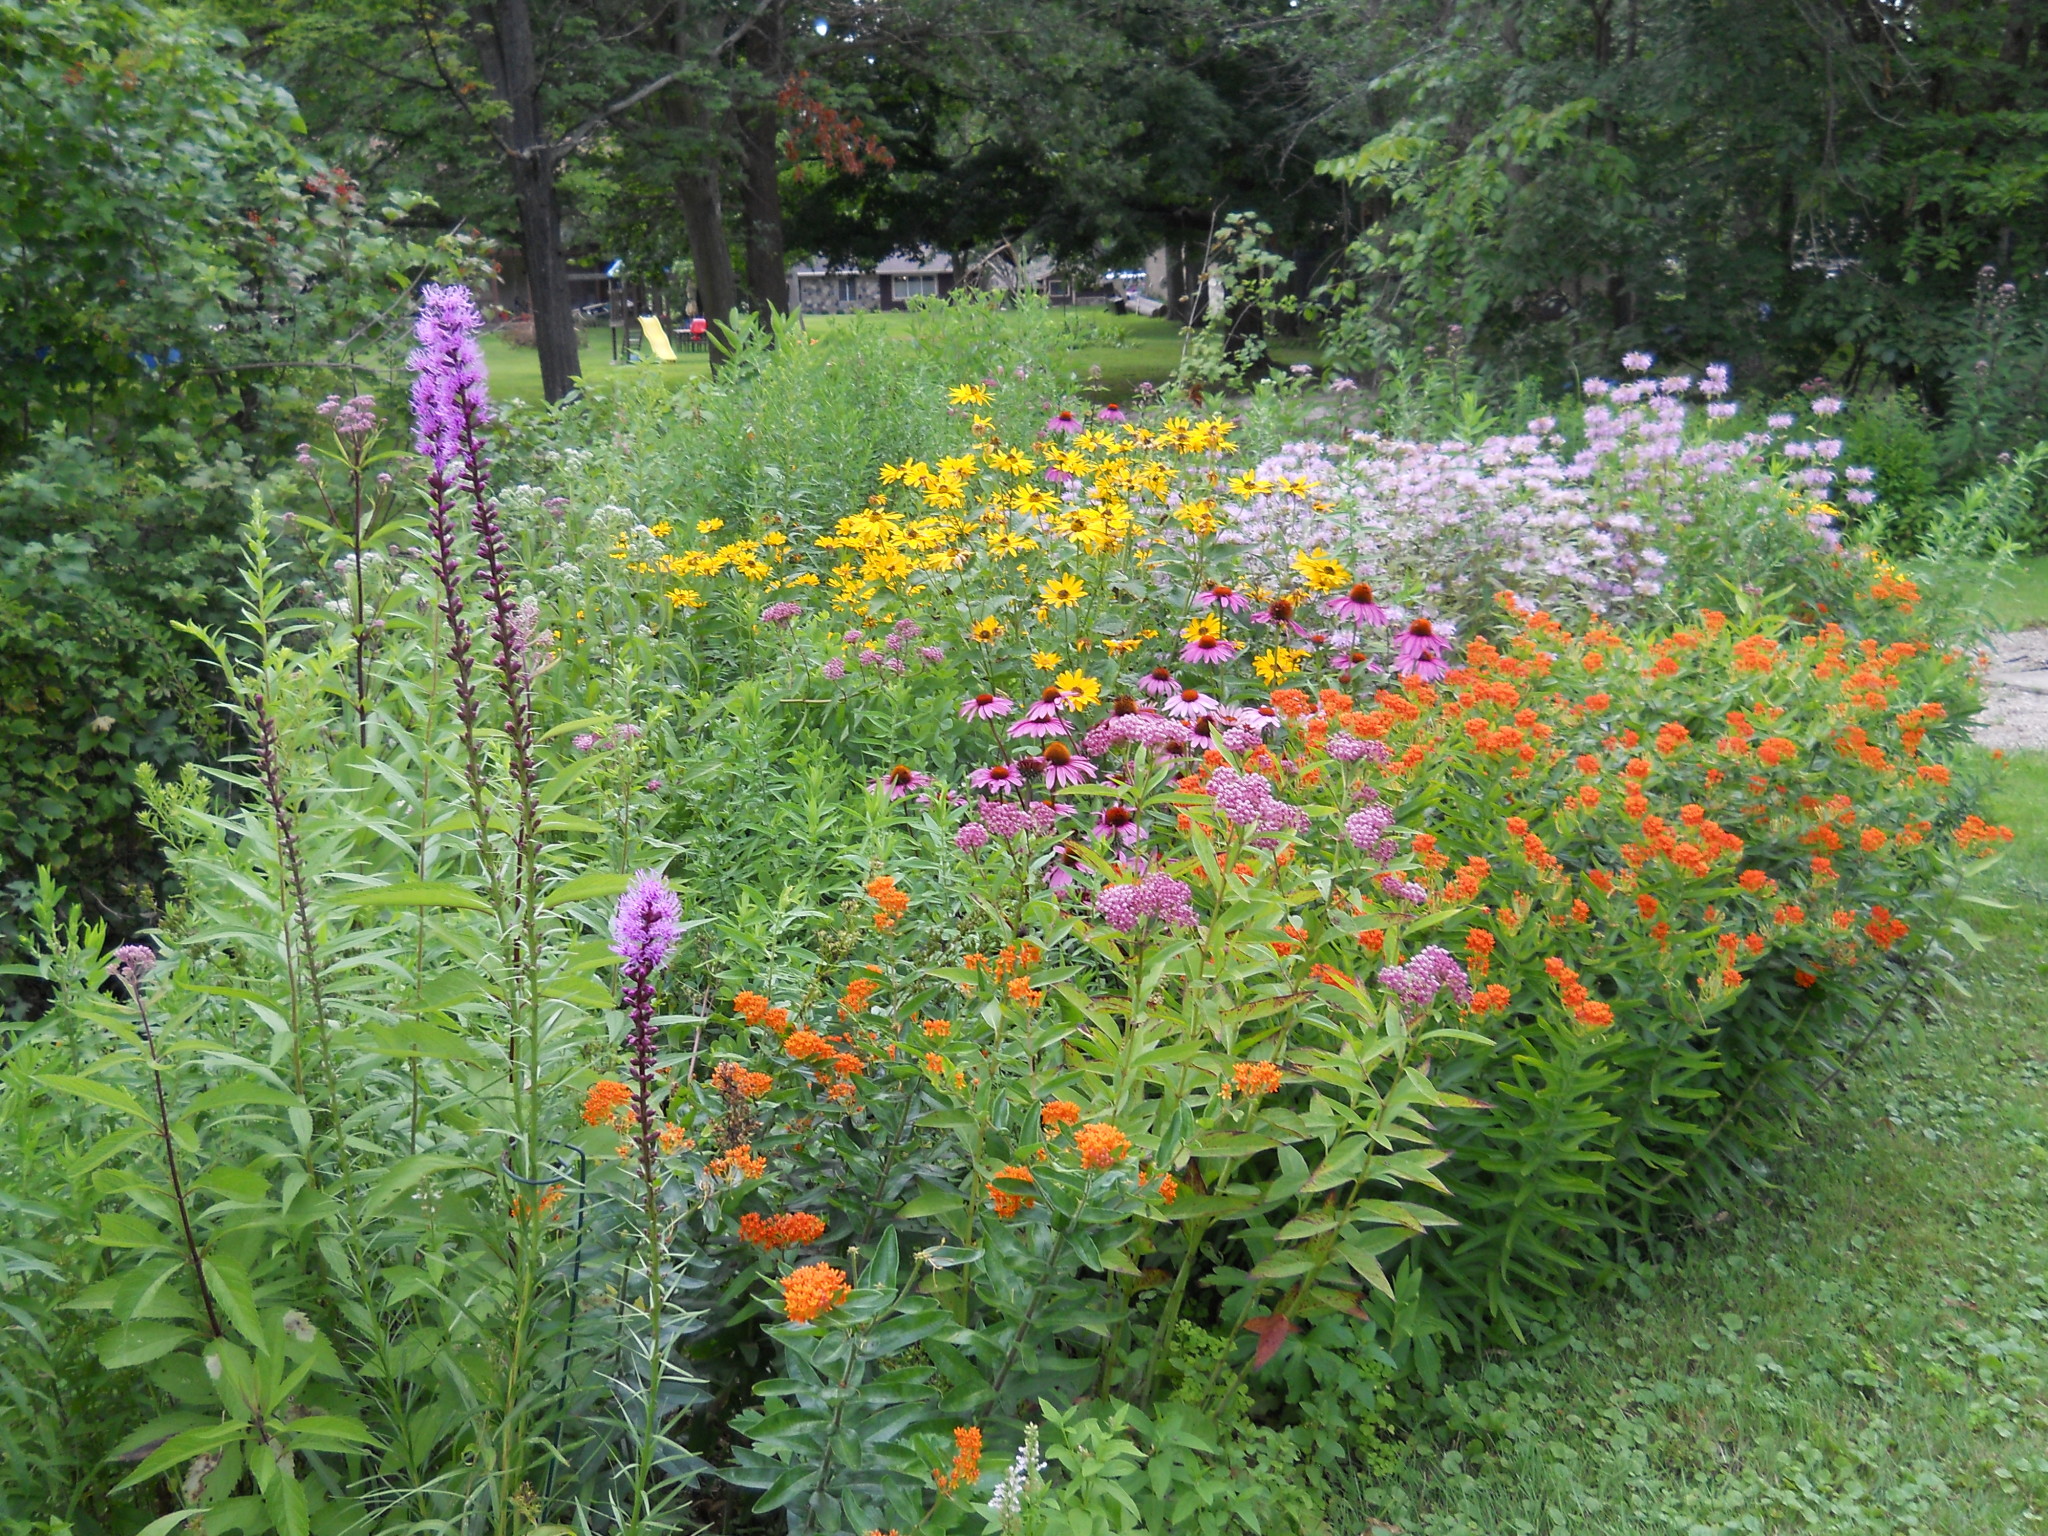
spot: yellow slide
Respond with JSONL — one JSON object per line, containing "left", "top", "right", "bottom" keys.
{"left": 636, "top": 314, "right": 678, "bottom": 363}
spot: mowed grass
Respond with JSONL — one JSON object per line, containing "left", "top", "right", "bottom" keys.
{"left": 1361, "top": 750, "right": 2048, "bottom": 1535}
{"left": 480, "top": 309, "right": 1317, "bottom": 409}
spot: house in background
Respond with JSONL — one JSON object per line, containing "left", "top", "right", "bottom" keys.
{"left": 791, "top": 250, "right": 956, "bottom": 314}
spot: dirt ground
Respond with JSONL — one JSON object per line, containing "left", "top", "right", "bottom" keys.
{"left": 1977, "top": 630, "right": 2048, "bottom": 752}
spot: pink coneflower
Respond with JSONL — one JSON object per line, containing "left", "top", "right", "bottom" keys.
{"left": 1008, "top": 686, "right": 1070, "bottom": 738}
{"left": 1044, "top": 410, "right": 1082, "bottom": 435}
{"left": 1093, "top": 804, "right": 1145, "bottom": 846}
{"left": 1333, "top": 648, "right": 1380, "bottom": 678}
{"left": 1140, "top": 666, "right": 1179, "bottom": 697}
{"left": 1252, "top": 597, "right": 1305, "bottom": 635}
{"left": 1180, "top": 633, "right": 1238, "bottom": 665}
{"left": 959, "top": 692, "right": 1015, "bottom": 720}
{"left": 1097, "top": 403, "right": 1127, "bottom": 423}
{"left": 1194, "top": 583, "right": 1250, "bottom": 613}
{"left": 1395, "top": 618, "right": 1448, "bottom": 682}
{"left": 873, "top": 764, "right": 932, "bottom": 800}
{"left": 1037, "top": 741, "right": 1096, "bottom": 790}
{"left": 969, "top": 762, "right": 1025, "bottom": 794}
{"left": 1165, "top": 686, "right": 1220, "bottom": 719}
{"left": 1325, "top": 582, "right": 1387, "bottom": 626}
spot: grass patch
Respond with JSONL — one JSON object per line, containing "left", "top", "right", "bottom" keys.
{"left": 1364, "top": 752, "right": 2048, "bottom": 1535}
{"left": 478, "top": 310, "right": 1319, "bottom": 409}
{"left": 1911, "top": 552, "right": 2048, "bottom": 632}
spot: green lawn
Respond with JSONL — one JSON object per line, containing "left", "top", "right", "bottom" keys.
{"left": 1361, "top": 747, "right": 2048, "bottom": 1535}
{"left": 480, "top": 310, "right": 1317, "bottom": 409}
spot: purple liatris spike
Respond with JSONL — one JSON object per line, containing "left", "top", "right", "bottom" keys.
{"left": 408, "top": 284, "right": 491, "bottom": 472}
{"left": 611, "top": 870, "right": 683, "bottom": 978}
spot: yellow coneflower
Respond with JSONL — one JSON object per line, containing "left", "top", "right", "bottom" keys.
{"left": 1040, "top": 573, "right": 1086, "bottom": 608}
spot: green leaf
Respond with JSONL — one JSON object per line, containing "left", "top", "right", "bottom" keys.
{"left": 330, "top": 881, "right": 490, "bottom": 912}
{"left": 202, "top": 1254, "right": 263, "bottom": 1345}
{"left": 113, "top": 1423, "right": 246, "bottom": 1491}
{"left": 542, "top": 870, "right": 634, "bottom": 908}
{"left": 35, "top": 1073, "right": 150, "bottom": 1121}
{"left": 364, "top": 1154, "right": 472, "bottom": 1213}
{"left": 98, "top": 1320, "right": 194, "bottom": 1368}
{"left": 894, "top": 1187, "right": 964, "bottom": 1219}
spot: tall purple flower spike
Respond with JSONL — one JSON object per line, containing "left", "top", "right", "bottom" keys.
{"left": 408, "top": 284, "right": 492, "bottom": 474}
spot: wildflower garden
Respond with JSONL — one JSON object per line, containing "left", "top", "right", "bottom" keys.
{"left": 0, "top": 279, "right": 2025, "bottom": 1536}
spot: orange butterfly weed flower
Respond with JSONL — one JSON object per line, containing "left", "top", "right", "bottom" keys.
{"left": 733, "top": 991, "right": 773, "bottom": 1022}
{"left": 712, "top": 1061, "right": 774, "bottom": 1099}
{"left": 1040, "top": 1099, "right": 1081, "bottom": 1134}
{"left": 933, "top": 1426, "right": 983, "bottom": 1493}
{"left": 1074, "top": 1123, "right": 1131, "bottom": 1170}
{"left": 582, "top": 1079, "right": 633, "bottom": 1127}
{"left": 986, "top": 1164, "right": 1036, "bottom": 1218}
{"left": 785, "top": 1029, "right": 834, "bottom": 1062}
{"left": 781, "top": 1262, "right": 850, "bottom": 1323}
{"left": 1232, "top": 1060, "right": 1282, "bottom": 1097}
{"left": 707, "top": 1143, "right": 767, "bottom": 1181}
{"left": 866, "top": 874, "right": 910, "bottom": 930}
{"left": 740, "top": 1210, "right": 828, "bottom": 1251}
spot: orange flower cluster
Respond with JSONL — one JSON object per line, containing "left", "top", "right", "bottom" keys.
{"left": 733, "top": 990, "right": 791, "bottom": 1033}
{"left": 510, "top": 1184, "right": 566, "bottom": 1220}
{"left": 1467, "top": 984, "right": 1512, "bottom": 1016}
{"left": 986, "top": 1164, "right": 1036, "bottom": 1218}
{"left": 712, "top": 1061, "right": 774, "bottom": 1099}
{"left": 933, "top": 1426, "right": 983, "bottom": 1494}
{"left": 1075, "top": 1122, "right": 1131, "bottom": 1170}
{"left": 582, "top": 1079, "right": 633, "bottom": 1127}
{"left": 781, "top": 1262, "right": 850, "bottom": 1323}
{"left": 1231, "top": 1060, "right": 1282, "bottom": 1096}
{"left": 839, "top": 974, "right": 882, "bottom": 1018}
{"left": 1040, "top": 1099, "right": 1081, "bottom": 1134}
{"left": 1864, "top": 906, "right": 1909, "bottom": 950}
{"left": 740, "top": 1210, "right": 827, "bottom": 1251}
{"left": 707, "top": 1143, "right": 767, "bottom": 1181}
{"left": 1543, "top": 956, "right": 1614, "bottom": 1029}
{"left": 866, "top": 874, "right": 910, "bottom": 930}
{"left": 1954, "top": 814, "right": 2014, "bottom": 853}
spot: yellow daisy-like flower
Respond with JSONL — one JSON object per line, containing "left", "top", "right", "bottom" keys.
{"left": 984, "top": 447, "right": 1036, "bottom": 476}
{"left": 1030, "top": 650, "right": 1063, "bottom": 672}
{"left": 696, "top": 518, "right": 725, "bottom": 534}
{"left": 761, "top": 530, "right": 789, "bottom": 547}
{"left": 1227, "top": 471, "right": 1277, "bottom": 497}
{"left": 1053, "top": 669, "right": 1102, "bottom": 708}
{"left": 1290, "top": 549, "right": 1350, "bottom": 592}
{"left": 1011, "top": 484, "right": 1059, "bottom": 517}
{"left": 667, "top": 588, "right": 706, "bottom": 610}
{"left": 648, "top": 520, "right": 673, "bottom": 538}
{"left": 1172, "top": 497, "right": 1223, "bottom": 535}
{"left": 969, "top": 617, "right": 1004, "bottom": 643}
{"left": 1250, "top": 645, "right": 1309, "bottom": 685}
{"left": 985, "top": 529, "right": 1039, "bottom": 558}
{"left": 1181, "top": 613, "right": 1223, "bottom": 643}
{"left": 1102, "top": 637, "right": 1143, "bottom": 657}
{"left": 971, "top": 413, "right": 996, "bottom": 434}
{"left": 948, "top": 383, "right": 992, "bottom": 406}
{"left": 1041, "top": 574, "right": 1086, "bottom": 608}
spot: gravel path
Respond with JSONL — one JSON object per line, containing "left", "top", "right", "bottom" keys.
{"left": 1977, "top": 630, "right": 2048, "bottom": 752}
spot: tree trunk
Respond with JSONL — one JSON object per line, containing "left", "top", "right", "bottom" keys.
{"left": 478, "top": 0, "right": 578, "bottom": 401}
{"left": 737, "top": 1, "right": 789, "bottom": 316}
{"left": 672, "top": 88, "right": 741, "bottom": 369}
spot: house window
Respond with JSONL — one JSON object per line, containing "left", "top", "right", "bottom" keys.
{"left": 837, "top": 275, "right": 860, "bottom": 303}
{"left": 895, "top": 274, "right": 939, "bottom": 299}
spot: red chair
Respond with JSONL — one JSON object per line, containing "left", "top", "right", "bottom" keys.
{"left": 683, "top": 317, "right": 709, "bottom": 351}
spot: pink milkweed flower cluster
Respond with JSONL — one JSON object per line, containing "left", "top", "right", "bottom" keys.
{"left": 1377, "top": 945, "right": 1472, "bottom": 1012}
{"left": 1206, "top": 767, "right": 1309, "bottom": 835}
{"left": 1095, "top": 872, "right": 1199, "bottom": 933}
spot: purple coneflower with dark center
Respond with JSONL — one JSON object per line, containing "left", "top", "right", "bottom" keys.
{"left": 1110, "top": 694, "right": 1139, "bottom": 716}
{"left": 1395, "top": 618, "right": 1449, "bottom": 682}
{"left": 1181, "top": 633, "right": 1238, "bottom": 666}
{"left": 1044, "top": 839, "right": 1085, "bottom": 891}
{"left": 959, "top": 691, "right": 1015, "bottom": 720}
{"left": 969, "top": 761, "right": 1024, "bottom": 794}
{"left": 1326, "top": 582, "right": 1387, "bottom": 626}
{"left": 1166, "top": 686, "right": 1219, "bottom": 720}
{"left": 1097, "top": 403, "right": 1126, "bottom": 423}
{"left": 1252, "top": 596, "right": 1306, "bottom": 636}
{"left": 1140, "top": 666, "right": 1179, "bottom": 697}
{"left": 1037, "top": 741, "right": 1096, "bottom": 790}
{"left": 1333, "top": 649, "right": 1377, "bottom": 678}
{"left": 1044, "top": 410, "right": 1082, "bottom": 435}
{"left": 873, "top": 764, "right": 932, "bottom": 800}
{"left": 1093, "top": 804, "right": 1144, "bottom": 846}
{"left": 1008, "top": 686, "right": 1070, "bottom": 738}
{"left": 1194, "top": 583, "right": 1249, "bottom": 613}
